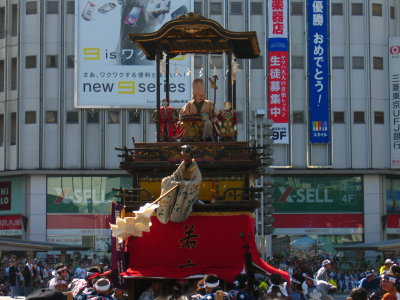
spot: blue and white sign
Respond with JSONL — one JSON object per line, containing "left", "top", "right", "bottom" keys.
{"left": 307, "top": 0, "right": 330, "bottom": 143}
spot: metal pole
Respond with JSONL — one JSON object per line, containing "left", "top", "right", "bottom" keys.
{"left": 166, "top": 53, "right": 170, "bottom": 100}
{"left": 156, "top": 52, "right": 161, "bottom": 142}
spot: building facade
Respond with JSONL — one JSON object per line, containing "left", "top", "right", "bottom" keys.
{"left": 0, "top": 0, "right": 399, "bottom": 262}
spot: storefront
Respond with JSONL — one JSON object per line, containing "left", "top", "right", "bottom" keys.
{"left": 271, "top": 176, "right": 364, "bottom": 260}
{"left": 0, "top": 177, "right": 26, "bottom": 238}
{"left": 46, "top": 175, "right": 132, "bottom": 260}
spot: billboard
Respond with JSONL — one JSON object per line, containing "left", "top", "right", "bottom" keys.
{"left": 307, "top": 0, "right": 330, "bottom": 143}
{"left": 273, "top": 176, "right": 363, "bottom": 212}
{"left": 267, "top": 0, "right": 289, "bottom": 144}
{"left": 75, "top": 0, "right": 192, "bottom": 108}
{"left": 389, "top": 37, "right": 400, "bottom": 168}
{"left": 47, "top": 176, "right": 132, "bottom": 213}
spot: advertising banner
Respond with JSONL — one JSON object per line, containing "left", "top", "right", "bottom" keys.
{"left": 389, "top": 37, "right": 400, "bottom": 168}
{"left": 267, "top": 0, "right": 289, "bottom": 144}
{"left": 386, "top": 214, "right": 400, "bottom": 234}
{"left": 386, "top": 177, "right": 400, "bottom": 212}
{"left": 0, "top": 215, "right": 23, "bottom": 236}
{"left": 272, "top": 213, "right": 363, "bottom": 234}
{"left": 0, "top": 182, "right": 11, "bottom": 210}
{"left": 273, "top": 176, "right": 363, "bottom": 212}
{"left": 47, "top": 176, "right": 131, "bottom": 213}
{"left": 307, "top": 0, "right": 330, "bottom": 143}
{"left": 75, "top": 0, "right": 192, "bottom": 108}
{"left": 47, "top": 236, "right": 83, "bottom": 245}
{"left": 46, "top": 214, "right": 111, "bottom": 235}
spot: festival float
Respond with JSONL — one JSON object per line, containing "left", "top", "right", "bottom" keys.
{"left": 111, "top": 12, "right": 288, "bottom": 299}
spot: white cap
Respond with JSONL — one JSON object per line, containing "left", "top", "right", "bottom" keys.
{"left": 385, "top": 259, "right": 394, "bottom": 264}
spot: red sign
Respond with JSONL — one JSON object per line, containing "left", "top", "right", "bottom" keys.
{"left": 0, "top": 215, "right": 23, "bottom": 235}
{"left": 267, "top": 51, "right": 289, "bottom": 123}
{"left": 0, "top": 182, "right": 11, "bottom": 210}
{"left": 386, "top": 215, "right": 400, "bottom": 234}
{"left": 124, "top": 214, "right": 289, "bottom": 283}
{"left": 273, "top": 213, "right": 363, "bottom": 234}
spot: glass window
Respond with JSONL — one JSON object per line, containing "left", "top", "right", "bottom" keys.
{"left": 47, "top": 1, "right": 59, "bottom": 14}
{"left": 108, "top": 111, "right": 120, "bottom": 124}
{"left": 331, "top": 3, "right": 343, "bottom": 15}
{"left": 291, "top": 56, "right": 304, "bottom": 69}
{"left": 251, "top": 56, "right": 264, "bottom": 69}
{"left": 210, "top": 2, "right": 222, "bottom": 15}
{"left": 128, "top": 111, "right": 140, "bottom": 123}
{"left": 354, "top": 111, "right": 365, "bottom": 124}
{"left": 46, "top": 111, "right": 58, "bottom": 123}
{"left": 194, "top": 56, "right": 202, "bottom": 69}
{"left": 66, "top": 55, "right": 74, "bottom": 68}
{"left": 67, "top": 1, "right": 75, "bottom": 14}
{"left": 352, "top": 56, "right": 364, "bottom": 69}
{"left": 210, "top": 56, "right": 223, "bottom": 69}
{"left": 66, "top": 111, "right": 79, "bottom": 123}
{"left": 11, "top": 4, "right": 17, "bottom": 37}
{"left": 46, "top": 55, "right": 58, "bottom": 68}
{"left": 230, "top": 2, "right": 243, "bottom": 15}
{"left": 0, "top": 114, "right": 3, "bottom": 146}
{"left": 291, "top": 2, "right": 303, "bottom": 16}
{"left": 0, "top": 60, "right": 4, "bottom": 92}
{"left": 11, "top": 58, "right": 17, "bottom": 90}
{"left": 333, "top": 111, "right": 345, "bottom": 123}
{"left": 10, "top": 112, "right": 16, "bottom": 145}
{"left": 25, "top": 111, "right": 36, "bottom": 124}
{"left": 251, "top": 2, "right": 263, "bottom": 15}
{"left": 332, "top": 56, "right": 344, "bottom": 69}
{"left": 373, "top": 57, "right": 384, "bottom": 70}
{"left": 352, "top": 3, "right": 363, "bottom": 16}
{"left": 0, "top": 7, "right": 4, "bottom": 39}
{"left": 26, "top": 55, "right": 37, "bottom": 69}
{"left": 374, "top": 111, "right": 384, "bottom": 124}
{"left": 391, "top": 6, "right": 395, "bottom": 19}
{"left": 194, "top": 2, "right": 202, "bottom": 14}
{"left": 26, "top": 1, "right": 37, "bottom": 15}
{"left": 372, "top": 3, "right": 382, "bottom": 16}
{"left": 292, "top": 111, "right": 304, "bottom": 124}
{"left": 87, "top": 111, "right": 99, "bottom": 123}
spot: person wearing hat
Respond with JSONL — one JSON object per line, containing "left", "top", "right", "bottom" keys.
{"left": 193, "top": 274, "right": 230, "bottom": 300}
{"left": 315, "top": 260, "right": 331, "bottom": 282}
{"left": 228, "top": 273, "right": 253, "bottom": 300}
{"left": 357, "top": 271, "right": 380, "bottom": 294}
{"left": 380, "top": 259, "right": 394, "bottom": 275}
{"left": 301, "top": 271, "right": 337, "bottom": 300}
{"left": 69, "top": 266, "right": 105, "bottom": 298}
{"left": 156, "top": 144, "right": 202, "bottom": 224}
{"left": 380, "top": 271, "right": 399, "bottom": 300}
{"left": 48, "top": 264, "right": 68, "bottom": 290}
{"left": 179, "top": 78, "right": 218, "bottom": 141}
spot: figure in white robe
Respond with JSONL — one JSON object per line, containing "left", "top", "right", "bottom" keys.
{"left": 156, "top": 145, "right": 202, "bottom": 224}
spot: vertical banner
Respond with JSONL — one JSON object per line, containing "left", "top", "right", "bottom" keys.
{"left": 267, "top": 0, "right": 289, "bottom": 144}
{"left": 75, "top": 0, "right": 192, "bottom": 108}
{"left": 389, "top": 37, "right": 400, "bottom": 169}
{"left": 307, "top": 0, "right": 330, "bottom": 143}
{"left": 111, "top": 202, "right": 127, "bottom": 289}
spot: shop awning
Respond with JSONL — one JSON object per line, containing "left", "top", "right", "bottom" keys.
{"left": 123, "top": 213, "right": 289, "bottom": 283}
{"left": 334, "top": 239, "right": 400, "bottom": 251}
{"left": 0, "top": 237, "right": 91, "bottom": 252}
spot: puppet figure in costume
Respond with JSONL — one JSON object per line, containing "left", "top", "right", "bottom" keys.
{"left": 218, "top": 101, "right": 237, "bottom": 141}
{"left": 156, "top": 145, "right": 202, "bottom": 224}
{"left": 152, "top": 98, "right": 179, "bottom": 141}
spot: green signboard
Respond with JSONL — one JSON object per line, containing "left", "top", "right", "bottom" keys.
{"left": 47, "top": 176, "right": 132, "bottom": 213}
{"left": 273, "top": 176, "right": 363, "bottom": 212}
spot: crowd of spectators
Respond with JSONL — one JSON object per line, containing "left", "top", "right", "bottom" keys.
{"left": 0, "top": 253, "right": 111, "bottom": 297}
